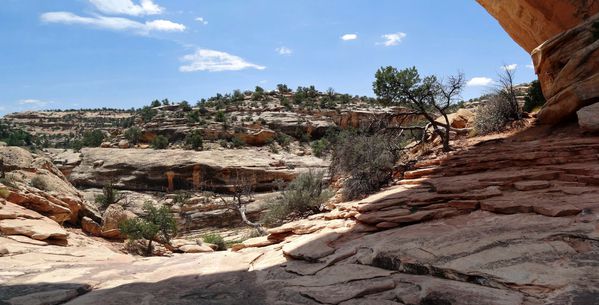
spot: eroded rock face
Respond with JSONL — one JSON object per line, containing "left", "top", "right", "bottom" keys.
{"left": 477, "top": 1, "right": 599, "bottom": 124}
{"left": 476, "top": 0, "right": 599, "bottom": 53}
{"left": 69, "top": 148, "right": 327, "bottom": 192}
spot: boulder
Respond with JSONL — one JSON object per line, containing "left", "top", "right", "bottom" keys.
{"left": 101, "top": 204, "right": 135, "bottom": 238}
{"left": 118, "top": 140, "right": 129, "bottom": 149}
{"left": 81, "top": 216, "right": 102, "bottom": 236}
{"left": 577, "top": 102, "right": 599, "bottom": 132}
{"left": 0, "top": 218, "right": 68, "bottom": 240}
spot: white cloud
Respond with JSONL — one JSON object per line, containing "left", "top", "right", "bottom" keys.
{"left": 526, "top": 63, "right": 535, "bottom": 69}
{"left": 179, "top": 49, "right": 266, "bottom": 72}
{"left": 195, "top": 17, "right": 208, "bottom": 25}
{"left": 89, "top": 0, "right": 163, "bottom": 16}
{"left": 379, "top": 32, "right": 407, "bottom": 46}
{"left": 41, "top": 12, "right": 185, "bottom": 34}
{"left": 341, "top": 33, "right": 358, "bottom": 41}
{"left": 18, "top": 99, "right": 54, "bottom": 109}
{"left": 501, "top": 64, "right": 518, "bottom": 71}
{"left": 145, "top": 19, "right": 186, "bottom": 31}
{"left": 467, "top": 77, "right": 494, "bottom": 87}
{"left": 275, "top": 46, "right": 293, "bottom": 55}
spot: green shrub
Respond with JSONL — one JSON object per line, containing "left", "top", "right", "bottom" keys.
{"left": 331, "top": 132, "right": 397, "bottom": 200}
{"left": 150, "top": 100, "right": 161, "bottom": 108}
{"left": 201, "top": 233, "right": 226, "bottom": 251}
{"left": 95, "top": 182, "right": 123, "bottom": 209}
{"left": 179, "top": 101, "right": 192, "bottom": 112}
{"left": 261, "top": 171, "right": 332, "bottom": 227}
{"left": 231, "top": 137, "right": 245, "bottom": 149}
{"left": 30, "top": 175, "right": 48, "bottom": 191}
{"left": 139, "top": 106, "right": 158, "bottom": 122}
{"left": 81, "top": 129, "right": 105, "bottom": 147}
{"left": 124, "top": 127, "right": 142, "bottom": 145}
{"left": 185, "top": 130, "right": 203, "bottom": 150}
{"left": 523, "top": 80, "right": 545, "bottom": 113}
{"left": 275, "top": 133, "right": 292, "bottom": 151}
{"left": 311, "top": 139, "right": 330, "bottom": 157}
{"left": 119, "top": 202, "right": 177, "bottom": 256}
{"left": 151, "top": 135, "right": 169, "bottom": 149}
{"left": 215, "top": 111, "right": 226, "bottom": 123}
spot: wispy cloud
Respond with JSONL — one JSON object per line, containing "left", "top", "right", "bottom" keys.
{"left": 195, "top": 17, "right": 208, "bottom": 25}
{"left": 275, "top": 46, "right": 293, "bottom": 55}
{"left": 179, "top": 49, "right": 266, "bottom": 72}
{"left": 526, "top": 63, "right": 535, "bottom": 69}
{"left": 379, "top": 32, "right": 406, "bottom": 46}
{"left": 18, "top": 99, "right": 55, "bottom": 110}
{"left": 501, "top": 64, "right": 518, "bottom": 71}
{"left": 341, "top": 33, "right": 358, "bottom": 41}
{"left": 467, "top": 77, "right": 494, "bottom": 87}
{"left": 89, "top": 0, "right": 163, "bottom": 16}
{"left": 40, "top": 12, "right": 185, "bottom": 34}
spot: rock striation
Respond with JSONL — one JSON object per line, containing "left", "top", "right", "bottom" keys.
{"left": 69, "top": 147, "right": 328, "bottom": 192}
{"left": 477, "top": 0, "right": 599, "bottom": 124}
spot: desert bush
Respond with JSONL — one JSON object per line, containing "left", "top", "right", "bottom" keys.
{"left": 231, "top": 137, "right": 245, "bottom": 148}
{"left": 151, "top": 135, "right": 169, "bottom": 149}
{"left": 179, "top": 101, "right": 192, "bottom": 112}
{"left": 523, "top": 80, "right": 545, "bottom": 113}
{"left": 185, "top": 130, "right": 203, "bottom": 150}
{"left": 139, "top": 106, "right": 158, "bottom": 122}
{"left": 119, "top": 202, "right": 177, "bottom": 256}
{"left": 311, "top": 139, "right": 330, "bottom": 157}
{"left": 201, "top": 233, "right": 226, "bottom": 251}
{"left": 261, "top": 171, "right": 332, "bottom": 227}
{"left": 215, "top": 111, "right": 226, "bottom": 123}
{"left": 81, "top": 129, "right": 105, "bottom": 147}
{"left": 331, "top": 132, "right": 397, "bottom": 200}
{"left": 95, "top": 182, "right": 123, "bottom": 209}
{"left": 275, "top": 133, "right": 292, "bottom": 151}
{"left": 474, "top": 94, "right": 520, "bottom": 135}
{"left": 124, "top": 127, "right": 142, "bottom": 145}
{"left": 30, "top": 175, "right": 48, "bottom": 191}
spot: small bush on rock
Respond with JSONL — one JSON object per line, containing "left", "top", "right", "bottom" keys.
{"left": 151, "top": 135, "right": 169, "bottom": 149}
{"left": 185, "top": 130, "right": 203, "bottom": 150}
{"left": 124, "top": 127, "right": 142, "bottom": 145}
{"left": 95, "top": 182, "right": 123, "bottom": 210}
{"left": 474, "top": 94, "right": 520, "bottom": 135}
{"left": 30, "top": 175, "right": 48, "bottom": 191}
{"left": 201, "top": 233, "right": 226, "bottom": 251}
{"left": 262, "top": 171, "right": 332, "bottom": 227}
{"left": 523, "top": 80, "right": 545, "bottom": 113}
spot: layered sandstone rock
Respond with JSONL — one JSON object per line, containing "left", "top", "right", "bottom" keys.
{"left": 69, "top": 147, "right": 327, "bottom": 192}
{"left": 478, "top": 1, "right": 599, "bottom": 124}
{"left": 476, "top": 0, "right": 599, "bottom": 53}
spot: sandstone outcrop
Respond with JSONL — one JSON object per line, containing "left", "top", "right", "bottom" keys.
{"left": 0, "top": 147, "right": 101, "bottom": 241}
{"left": 69, "top": 147, "right": 327, "bottom": 192}
{"left": 476, "top": 0, "right": 599, "bottom": 53}
{"left": 477, "top": 1, "right": 599, "bottom": 125}
{"left": 2, "top": 125, "right": 599, "bottom": 304}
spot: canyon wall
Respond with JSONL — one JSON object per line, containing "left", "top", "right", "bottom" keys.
{"left": 477, "top": 0, "right": 599, "bottom": 124}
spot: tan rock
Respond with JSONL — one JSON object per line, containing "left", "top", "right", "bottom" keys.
{"left": 81, "top": 216, "right": 102, "bottom": 236}
{"left": 101, "top": 204, "right": 135, "bottom": 238}
{"left": 179, "top": 244, "right": 214, "bottom": 253}
{"left": 577, "top": 102, "right": 599, "bottom": 132}
{"left": 0, "top": 217, "right": 68, "bottom": 240}
{"left": 118, "top": 140, "right": 129, "bottom": 149}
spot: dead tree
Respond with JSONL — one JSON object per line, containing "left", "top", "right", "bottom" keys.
{"left": 216, "top": 170, "right": 267, "bottom": 235}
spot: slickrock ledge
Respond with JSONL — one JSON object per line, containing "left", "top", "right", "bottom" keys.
{"left": 3, "top": 125, "right": 599, "bottom": 305}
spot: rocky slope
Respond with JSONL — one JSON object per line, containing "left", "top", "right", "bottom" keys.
{"left": 3, "top": 122, "right": 599, "bottom": 305}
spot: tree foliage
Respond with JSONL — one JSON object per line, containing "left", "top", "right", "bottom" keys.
{"left": 523, "top": 80, "right": 545, "bottom": 113}
{"left": 119, "top": 202, "right": 177, "bottom": 256}
{"left": 373, "top": 66, "right": 464, "bottom": 152}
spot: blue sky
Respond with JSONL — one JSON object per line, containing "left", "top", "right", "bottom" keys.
{"left": 0, "top": 0, "right": 537, "bottom": 116}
